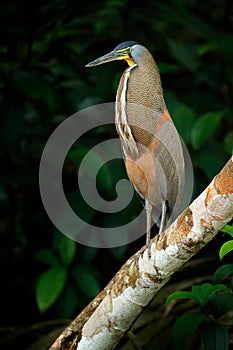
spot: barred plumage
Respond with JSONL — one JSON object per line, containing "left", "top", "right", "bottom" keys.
{"left": 86, "top": 41, "right": 185, "bottom": 246}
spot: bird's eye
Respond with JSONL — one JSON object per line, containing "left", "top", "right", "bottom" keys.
{"left": 128, "top": 47, "right": 133, "bottom": 56}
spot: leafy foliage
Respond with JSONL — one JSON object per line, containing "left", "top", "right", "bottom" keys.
{"left": 221, "top": 225, "right": 233, "bottom": 238}
{"left": 35, "top": 233, "right": 101, "bottom": 314}
{"left": 173, "top": 312, "right": 205, "bottom": 350}
{"left": 191, "top": 111, "right": 223, "bottom": 149}
{"left": 166, "top": 225, "right": 233, "bottom": 349}
{"left": 219, "top": 225, "right": 233, "bottom": 260}
{"left": 212, "top": 264, "right": 233, "bottom": 284}
{"left": 166, "top": 283, "right": 233, "bottom": 349}
{"left": 220, "top": 241, "right": 233, "bottom": 261}
{"left": 36, "top": 266, "right": 67, "bottom": 313}
{"left": 0, "top": 0, "right": 232, "bottom": 348}
{"left": 201, "top": 323, "right": 229, "bottom": 350}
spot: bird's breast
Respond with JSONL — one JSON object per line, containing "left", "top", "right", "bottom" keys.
{"left": 124, "top": 151, "right": 160, "bottom": 208}
{"left": 115, "top": 60, "right": 180, "bottom": 212}
{"left": 115, "top": 62, "right": 167, "bottom": 155}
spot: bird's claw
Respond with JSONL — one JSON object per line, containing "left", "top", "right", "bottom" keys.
{"left": 135, "top": 240, "right": 153, "bottom": 270}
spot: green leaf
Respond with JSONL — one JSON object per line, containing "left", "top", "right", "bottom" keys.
{"left": 201, "top": 323, "right": 229, "bottom": 350}
{"left": 194, "top": 148, "right": 226, "bottom": 180}
{"left": 76, "top": 246, "right": 99, "bottom": 264}
{"left": 68, "top": 144, "right": 113, "bottom": 192}
{"left": 212, "top": 264, "right": 233, "bottom": 284}
{"left": 96, "top": 162, "right": 113, "bottom": 192}
{"left": 55, "top": 283, "right": 79, "bottom": 319}
{"left": 72, "top": 265, "right": 101, "bottom": 299}
{"left": 58, "top": 235, "right": 76, "bottom": 266}
{"left": 167, "top": 39, "right": 199, "bottom": 72}
{"left": 192, "top": 284, "right": 213, "bottom": 307}
{"left": 191, "top": 284, "right": 227, "bottom": 307}
{"left": 223, "top": 131, "right": 233, "bottom": 155}
{"left": 220, "top": 241, "right": 233, "bottom": 260}
{"left": 165, "top": 291, "right": 196, "bottom": 308}
{"left": 173, "top": 312, "right": 205, "bottom": 350}
{"left": 34, "top": 249, "right": 60, "bottom": 267}
{"left": 55, "top": 190, "right": 95, "bottom": 242}
{"left": 36, "top": 267, "right": 67, "bottom": 313}
{"left": 86, "top": 150, "right": 112, "bottom": 192}
{"left": 171, "top": 103, "right": 196, "bottom": 144}
{"left": 221, "top": 225, "right": 233, "bottom": 238}
{"left": 67, "top": 145, "right": 89, "bottom": 165}
{"left": 78, "top": 246, "right": 99, "bottom": 263}
{"left": 191, "top": 111, "right": 223, "bottom": 149}
{"left": 198, "top": 42, "right": 221, "bottom": 56}
{"left": 164, "top": 90, "right": 179, "bottom": 112}
{"left": 212, "top": 284, "right": 228, "bottom": 293}
{"left": 207, "top": 293, "right": 233, "bottom": 319}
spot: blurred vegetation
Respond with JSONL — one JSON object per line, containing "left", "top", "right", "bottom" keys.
{"left": 166, "top": 226, "right": 233, "bottom": 350}
{"left": 0, "top": 0, "right": 232, "bottom": 349}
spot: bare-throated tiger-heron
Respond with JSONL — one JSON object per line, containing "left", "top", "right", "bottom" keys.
{"left": 86, "top": 41, "right": 185, "bottom": 247}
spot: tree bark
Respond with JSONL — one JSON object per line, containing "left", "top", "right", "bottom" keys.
{"left": 49, "top": 157, "right": 233, "bottom": 350}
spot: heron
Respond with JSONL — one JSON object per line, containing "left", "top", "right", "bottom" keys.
{"left": 86, "top": 41, "right": 185, "bottom": 248}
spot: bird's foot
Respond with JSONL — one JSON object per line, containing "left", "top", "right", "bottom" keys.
{"left": 135, "top": 247, "right": 145, "bottom": 270}
{"left": 135, "top": 240, "right": 153, "bottom": 270}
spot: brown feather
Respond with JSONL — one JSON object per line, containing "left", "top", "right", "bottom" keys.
{"left": 116, "top": 46, "right": 184, "bottom": 226}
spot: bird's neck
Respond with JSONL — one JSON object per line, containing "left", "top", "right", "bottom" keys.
{"left": 115, "top": 60, "right": 165, "bottom": 158}
{"left": 115, "top": 65, "right": 139, "bottom": 158}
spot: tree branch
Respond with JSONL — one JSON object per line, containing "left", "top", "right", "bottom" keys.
{"left": 49, "top": 157, "right": 233, "bottom": 350}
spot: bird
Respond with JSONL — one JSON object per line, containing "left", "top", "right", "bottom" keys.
{"left": 86, "top": 41, "right": 185, "bottom": 248}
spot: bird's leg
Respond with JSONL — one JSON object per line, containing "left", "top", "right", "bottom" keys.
{"left": 159, "top": 199, "right": 167, "bottom": 234}
{"left": 135, "top": 200, "right": 152, "bottom": 269}
{"left": 145, "top": 199, "right": 152, "bottom": 247}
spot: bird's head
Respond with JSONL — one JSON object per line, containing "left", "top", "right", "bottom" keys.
{"left": 86, "top": 41, "right": 144, "bottom": 68}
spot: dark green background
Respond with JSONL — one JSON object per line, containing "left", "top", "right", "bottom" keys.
{"left": 0, "top": 0, "right": 232, "bottom": 349}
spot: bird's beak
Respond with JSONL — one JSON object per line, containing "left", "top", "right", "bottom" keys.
{"left": 86, "top": 50, "right": 129, "bottom": 67}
